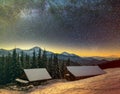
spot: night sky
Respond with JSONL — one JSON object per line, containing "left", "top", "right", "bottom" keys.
{"left": 0, "top": 0, "right": 120, "bottom": 57}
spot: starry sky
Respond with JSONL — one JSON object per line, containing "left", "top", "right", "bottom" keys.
{"left": 0, "top": 0, "right": 120, "bottom": 57}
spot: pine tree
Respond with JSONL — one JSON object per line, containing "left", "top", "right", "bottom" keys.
{"left": 25, "top": 54, "right": 30, "bottom": 69}
{"left": 61, "top": 61, "right": 67, "bottom": 78}
{"left": 5, "top": 52, "right": 12, "bottom": 83}
{"left": 37, "top": 48, "right": 43, "bottom": 68}
{"left": 20, "top": 51, "right": 24, "bottom": 68}
{"left": 1, "top": 55, "right": 5, "bottom": 63}
{"left": 17, "top": 53, "right": 23, "bottom": 75}
{"left": 67, "top": 58, "right": 71, "bottom": 66}
{"left": 47, "top": 54, "right": 53, "bottom": 77}
{"left": 10, "top": 49, "right": 21, "bottom": 82}
{"left": 0, "top": 61, "right": 4, "bottom": 84}
{"left": 53, "top": 54, "right": 60, "bottom": 79}
{"left": 41, "top": 49, "right": 47, "bottom": 68}
{"left": 31, "top": 50, "right": 37, "bottom": 68}
{"left": 0, "top": 55, "right": 6, "bottom": 84}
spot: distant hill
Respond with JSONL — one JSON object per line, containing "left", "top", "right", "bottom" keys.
{"left": 98, "top": 59, "right": 120, "bottom": 69}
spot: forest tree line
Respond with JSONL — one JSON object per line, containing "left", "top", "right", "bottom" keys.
{"left": 0, "top": 48, "right": 71, "bottom": 85}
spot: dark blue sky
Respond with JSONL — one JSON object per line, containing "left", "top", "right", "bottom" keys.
{"left": 0, "top": 0, "right": 120, "bottom": 57}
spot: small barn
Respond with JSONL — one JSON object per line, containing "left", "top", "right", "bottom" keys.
{"left": 65, "top": 66, "right": 105, "bottom": 81}
{"left": 16, "top": 68, "right": 52, "bottom": 85}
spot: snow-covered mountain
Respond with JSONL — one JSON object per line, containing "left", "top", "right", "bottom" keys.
{"left": 0, "top": 47, "right": 118, "bottom": 64}
{"left": 61, "top": 52, "right": 76, "bottom": 57}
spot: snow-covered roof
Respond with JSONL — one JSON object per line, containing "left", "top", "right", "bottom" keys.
{"left": 16, "top": 78, "right": 29, "bottom": 84}
{"left": 67, "top": 66, "right": 105, "bottom": 77}
{"left": 24, "top": 68, "right": 52, "bottom": 82}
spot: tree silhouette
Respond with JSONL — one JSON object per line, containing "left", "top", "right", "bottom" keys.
{"left": 31, "top": 50, "right": 37, "bottom": 68}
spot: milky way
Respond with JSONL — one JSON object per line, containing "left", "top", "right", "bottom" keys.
{"left": 0, "top": 0, "right": 120, "bottom": 57}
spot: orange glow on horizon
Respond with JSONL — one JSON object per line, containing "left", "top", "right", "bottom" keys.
{"left": 1, "top": 45, "right": 120, "bottom": 57}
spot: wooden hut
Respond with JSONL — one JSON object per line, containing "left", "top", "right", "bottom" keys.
{"left": 65, "top": 66, "right": 105, "bottom": 81}
{"left": 16, "top": 68, "right": 52, "bottom": 85}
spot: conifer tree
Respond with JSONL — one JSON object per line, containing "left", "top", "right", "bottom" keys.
{"left": 67, "top": 58, "right": 71, "bottom": 66}
{"left": 25, "top": 54, "right": 30, "bottom": 69}
{"left": 31, "top": 50, "right": 37, "bottom": 68}
{"left": 5, "top": 53, "right": 12, "bottom": 83}
{"left": 0, "top": 61, "right": 4, "bottom": 84}
{"left": 20, "top": 51, "right": 24, "bottom": 68}
{"left": 53, "top": 54, "right": 60, "bottom": 79}
{"left": 61, "top": 61, "right": 67, "bottom": 78}
{"left": 10, "top": 49, "right": 21, "bottom": 82}
{"left": 1, "top": 55, "right": 5, "bottom": 63}
{"left": 37, "top": 48, "right": 43, "bottom": 68}
{"left": 0, "top": 55, "right": 6, "bottom": 84}
{"left": 47, "top": 54, "right": 53, "bottom": 77}
{"left": 41, "top": 49, "right": 47, "bottom": 68}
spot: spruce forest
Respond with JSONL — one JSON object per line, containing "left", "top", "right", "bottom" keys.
{"left": 0, "top": 48, "right": 71, "bottom": 85}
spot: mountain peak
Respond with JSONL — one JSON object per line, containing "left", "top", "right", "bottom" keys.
{"left": 33, "top": 46, "right": 40, "bottom": 49}
{"left": 61, "top": 52, "right": 75, "bottom": 56}
{"left": 30, "top": 46, "right": 41, "bottom": 50}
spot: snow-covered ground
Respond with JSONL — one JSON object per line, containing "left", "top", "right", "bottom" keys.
{"left": 0, "top": 68, "right": 120, "bottom": 94}
{"left": 0, "top": 89, "right": 22, "bottom": 94}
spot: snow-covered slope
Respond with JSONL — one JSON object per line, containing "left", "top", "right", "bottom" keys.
{"left": 0, "top": 68, "right": 120, "bottom": 94}
{"left": 30, "top": 68, "right": 120, "bottom": 94}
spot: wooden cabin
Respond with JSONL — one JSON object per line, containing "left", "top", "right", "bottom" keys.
{"left": 65, "top": 66, "right": 105, "bottom": 81}
{"left": 16, "top": 68, "right": 52, "bottom": 85}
